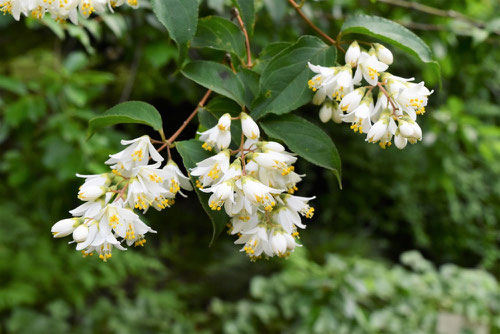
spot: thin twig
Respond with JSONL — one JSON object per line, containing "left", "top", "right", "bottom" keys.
{"left": 377, "top": 82, "right": 399, "bottom": 115}
{"left": 287, "top": 0, "right": 345, "bottom": 52}
{"left": 166, "top": 90, "right": 213, "bottom": 144}
{"left": 232, "top": 8, "right": 253, "bottom": 67}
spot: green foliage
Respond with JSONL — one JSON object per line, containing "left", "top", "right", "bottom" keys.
{"left": 231, "top": 0, "right": 255, "bottom": 36}
{"left": 151, "top": 0, "right": 199, "bottom": 45}
{"left": 260, "top": 114, "right": 342, "bottom": 186}
{"left": 251, "top": 36, "right": 337, "bottom": 119}
{"left": 87, "top": 101, "right": 164, "bottom": 138}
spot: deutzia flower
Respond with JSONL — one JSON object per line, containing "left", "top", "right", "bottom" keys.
{"left": 345, "top": 41, "right": 361, "bottom": 67}
{"left": 190, "top": 150, "right": 230, "bottom": 188}
{"left": 241, "top": 176, "right": 282, "bottom": 212}
{"left": 342, "top": 92, "right": 374, "bottom": 134}
{"left": 307, "top": 62, "right": 337, "bottom": 105}
{"left": 201, "top": 180, "right": 236, "bottom": 211}
{"left": 198, "top": 113, "right": 231, "bottom": 151}
{"left": 106, "top": 136, "right": 163, "bottom": 176}
{"left": 51, "top": 218, "right": 80, "bottom": 238}
{"left": 339, "top": 87, "right": 366, "bottom": 114}
{"left": 366, "top": 109, "right": 397, "bottom": 148}
{"left": 373, "top": 43, "right": 393, "bottom": 65}
{"left": 241, "top": 112, "right": 260, "bottom": 140}
{"left": 353, "top": 51, "right": 389, "bottom": 86}
{"left": 162, "top": 160, "right": 193, "bottom": 195}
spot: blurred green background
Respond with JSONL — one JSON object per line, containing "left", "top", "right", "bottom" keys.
{"left": 0, "top": 0, "right": 499, "bottom": 333}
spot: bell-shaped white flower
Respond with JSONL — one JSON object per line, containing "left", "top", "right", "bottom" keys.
{"left": 307, "top": 62, "right": 337, "bottom": 105}
{"left": 342, "top": 93, "right": 374, "bottom": 134}
{"left": 190, "top": 150, "right": 230, "bottom": 188}
{"left": 241, "top": 176, "right": 283, "bottom": 211}
{"left": 373, "top": 43, "right": 393, "bottom": 65}
{"left": 251, "top": 150, "right": 297, "bottom": 175}
{"left": 241, "top": 112, "right": 260, "bottom": 140}
{"left": 353, "top": 51, "right": 389, "bottom": 86}
{"left": 234, "top": 225, "right": 270, "bottom": 258}
{"left": 51, "top": 218, "right": 79, "bottom": 238}
{"left": 78, "top": 185, "right": 106, "bottom": 201}
{"left": 230, "top": 213, "right": 259, "bottom": 235}
{"left": 72, "top": 224, "right": 89, "bottom": 243}
{"left": 198, "top": 113, "right": 231, "bottom": 151}
{"left": 394, "top": 132, "right": 408, "bottom": 149}
{"left": 345, "top": 41, "right": 361, "bottom": 67}
{"left": 162, "top": 159, "right": 193, "bottom": 195}
{"left": 113, "top": 215, "right": 156, "bottom": 247}
{"left": 398, "top": 118, "right": 422, "bottom": 143}
{"left": 282, "top": 194, "right": 315, "bottom": 219}
{"left": 339, "top": 87, "right": 366, "bottom": 113}
{"left": 270, "top": 231, "right": 288, "bottom": 256}
{"left": 201, "top": 180, "right": 236, "bottom": 211}
{"left": 319, "top": 102, "right": 333, "bottom": 123}
{"left": 106, "top": 136, "right": 163, "bottom": 174}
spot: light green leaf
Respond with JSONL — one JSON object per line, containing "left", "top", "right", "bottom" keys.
{"left": 151, "top": 0, "right": 199, "bottom": 45}
{"left": 88, "top": 101, "right": 163, "bottom": 138}
{"left": 341, "top": 14, "right": 441, "bottom": 83}
{"left": 0, "top": 75, "right": 27, "bottom": 95}
{"left": 232, "top": 0, "right": 255, "bottom": 36}
{"left": 176, "top": 139, "right": 229, "bottom": 245}
{"left": 182, "top": 61, "right": 246, "bottom": 106}
{"left": 251, "top": 36, "right": 336, "bottom": 119}
{"left": 260, "top": 114, "right": 341, "bottom": 186}
{"left": 192, "top": 16, "right": 246, "bottom": 60}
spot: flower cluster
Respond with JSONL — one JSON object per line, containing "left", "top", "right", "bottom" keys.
{"left": 51, "top": 136, "right": 192, "bottom": 261}
{"left": 308, "top": 41, "right": 433, "bottom": 149}
{"left": 193, "top": 113, "right": 315, "bottom": 260}
{"left": 0, "top": 0, "right": 138, "bottom": 24}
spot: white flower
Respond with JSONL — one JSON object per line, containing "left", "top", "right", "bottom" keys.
{"left": 126, "top": 162, "right": 171, "bottom": 212}
{"left": 198, "top": 113, "right": 231, "bottom": 151}
{"left": 366, "top": 111, "right": 397, "bottom": 147}
{"left": 51, "top": 218, "right": 79, "bottom": 238}
{"left": 69, "top": 194, "right": 112, "bottom": 219}
{"left": 308, "top": 62, "right": 337, "bottom": 105}
{"left": 273, "top": 206, "right": 306, "bottom": 234}
{"left": 201, "top": 180, "right": 236, "bottom": 211}
{"left": 319, "top": 102, "right": 333, "bottom": 123}
{"left": 345, "top": 41, "right": 361, "bottom": 67}
{"left": 235, "top": 225, "right": 270, "bottom": 258}
{"left": 106, "top": 136, "right": 163, "bottom": 174}
{"left": 353, "top": 52, "right": 389, "bottom": 86}
{"left": 162, "top": 160, "right": 193, "bottom": 195}
{"left": 398, "top": 118, "right": 423, "bottom": 143}
{"left": 251, "top": 150, "right": 297, "bottom": 175}
{"left": 241, "top": 112, "right": 260, "bottom": 140}
{"left": 325, "top": 65, "right": 355, "bottom": 101}
{"left": 282, "top": 194, "right": 315, "bottom": 219}
{"left": 339, "top": 87, "right": 366, "bottom": 113}
{"left": 72, "top": 224, "right": 89, "bottom": 243}
{"left": 230, "top": 213, "right": 259, "bottom": 235}
{"left": 270, "top": 232, "right": 288, "bottom": 256}
{"left": 342, "top": 93, "right": 374, "bottom": 134}
{"left": 113, "top": 215, "right": 156, "bottom": 247}
{"left": 76, "top": 173, "right": 110, "bottom": 201}
{"left": 394, "top": 133, "right": 408, "bottom": 149}
{"left": 373, "top": 43, "right": 393, "bottom": 65}
{"left": 190, "top": 150, "right": 230, "bottom": 188}
{"left": 241, "top": 176, "right": 283, "bottom": 211}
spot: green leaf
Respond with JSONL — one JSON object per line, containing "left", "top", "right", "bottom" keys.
{"left": 251, "top": 36, "right": 336, "bottom": 120}
{"left": 151, "top": 0, "right": 199, "bottom": 45}
{"left": 237, "top": 68, "right": 260, "bottom": 107}
{"left": 0, "top": 75, "right": 27, "bottom": 95}
{"left": 203, "top": 96, "right": 242, "bottom": 146}
{"left": 341, "top": 14, "right": 441, "bottom": 84}
{"left": 192, "top": 16, "right": 246, "bottom": 60}
{"left": 176, "top": 139, "right": 229, "bottom": 245}
{"left": 182, "top": 61, "right": 246, "bottom": 106}
{"left": 88, "top": 101, "right": 163, "bottom": 138}
{"left": 253, "top": 42, "right": 292, "bottom": 74}
{"left": 260, "top": 114, "right": 341, "bottom": 186}
{"left": 232, "top": 0, "right": 255, "bottom": 36}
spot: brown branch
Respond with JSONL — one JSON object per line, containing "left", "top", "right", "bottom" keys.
{"left": 166, "top": 90, "right": 212, "bottom": 144}
{"left": 377, "top": 82, "right": 399, "bottom": 115}
{"left": 287, "top": 0, "right": 345, "bottom": 53}
{"left": 232, "top": 8, "right": 253, "bottom": 67}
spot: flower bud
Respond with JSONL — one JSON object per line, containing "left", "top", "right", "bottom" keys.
{"left": 399, "top": 121, "right": 414, "bottom": 137}
{"left": 259, "top": 141, "right": 285, "bottom": 153}
{"left": 319, "top": 103, "right": 333, "bottom": 123}
{"left": 395, "top": 133, "right": 408, "bottom": 149}
{"left": 51, "top": 218, "right": 78, "bottom": 238}
{"left": 312, "top": 89, "right": 327, "bottom": 105}
{"left": 374, "top": 43, "right": 393, "bottom": 65}
{"left": 271, "top": 233, "right": 287, "bottom": 255}
{"left": 72, "top": 224, "right": 89, "bottom": 243}
{"left": 241, "top": 112, "right": 260, "bottom": 139}
{"left": 339, "top": 87, "right": 366, "bottom": 113}
{"left": 78, "top": 185, "right": 105, "bottom": 201}
{"left": 367, "top": 118, "right": 389, "bottom": 143}
{"left": 345, "top": 41, "right": 361, "bottom": 67}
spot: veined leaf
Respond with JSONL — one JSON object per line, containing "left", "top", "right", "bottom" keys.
{"left": 251, "top": 36, "right": 336, "bottom": 120}
{"left": 341, "top": 14, "right": 441, "bottom": 84}
{"left": 151, "top": 0, "right": 199, "bottom": 45}
{"left": 176, "top": 139, "right": 229, "bottom": 245}
{"left": 253, "top": 42, "right": 292, "bottom": 74}
{"left": 192, "top": 16, "right": 246, "bottom": 60}
{"left": 260, "top": 114, "right": 341, "bottom": 187}
{"left": 232, "top": 0, "right": 255, "bottom": 36}
{"left": 182, "top": 61, "right": 246, "bottom": 106}
{"left": 88, "top": 101, "right": 162, "bottom": 138}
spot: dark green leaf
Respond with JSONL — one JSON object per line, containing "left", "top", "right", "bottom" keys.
{"left": 176, "top": 139, "right": 229, "bottom": 245}
{"left": 253, "top": 42, "right": 292, "bottom": 74}
{"left": 192, "top": 16, "right": 246, "bottom": 59}
{"left": 232, "top": 0, "right": 255, "bottom": 36}
{"left": 182, "top": 61, "right": 246, "bottom": 106}
{"left": 251, "top": 36, "right": 336, "bottom": 119}
{"left": 341, "top": 14, "right": 441, "bottom": 83}
{"left": 260, "top": 114, "right": 341, "bottom": 186}
{"left": 151, "top": 0, "right": 199, "bottom": 45}
{"left": 237, "top": 68, "right": 260, "bottom": 106}
{"left": 88, "top": 101, "right": 163, "bottom": 138}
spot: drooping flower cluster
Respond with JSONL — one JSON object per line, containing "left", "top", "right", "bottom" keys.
{"left": 0, "top": 0, "right": 138, "bottom": 24}
{"left": 193, "top": 113, "right": 315, "bottom": 260}
{"left": 51, "top": 136, "right": 192, "bottom": 261}
{"left": 308, "top": 41, "right": 433, "bottom": 149}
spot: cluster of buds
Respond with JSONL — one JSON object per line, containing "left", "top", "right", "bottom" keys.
{"left": 308, "top": 41, "right": 433, "bottom": 149}
{"left": 192, "top": 113, "right": 315, "bottom": 260}
{"left": 51, "top": 136, "right": 192, "bottom": 261}
{"left": 0, "top": 0, "right": 138, "bottom": 24}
